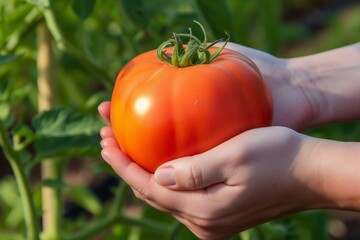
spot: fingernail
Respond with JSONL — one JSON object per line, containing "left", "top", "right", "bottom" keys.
{"left": 101, "top": 150, "right": 110, "bottom": 164}
{"left": 100, "top": 128, "right": 106, "bottom": 138}
{"left": 155, "top": 167, "right": 176, "bottom": 186}
{"left": 100, "top": 140, "right": 105, "bottom": 148}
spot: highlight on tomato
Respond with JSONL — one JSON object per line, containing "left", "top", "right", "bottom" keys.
{"left": 110, "top": 21, "right": 273, "bottom": 173}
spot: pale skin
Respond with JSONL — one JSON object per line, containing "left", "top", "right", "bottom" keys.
{"left": 99, "top": 42, "right": 360, "bottom": 240}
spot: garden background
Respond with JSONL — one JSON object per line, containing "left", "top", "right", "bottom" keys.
{"left": 1, "top": 0, "right": 360, "bottom": 239}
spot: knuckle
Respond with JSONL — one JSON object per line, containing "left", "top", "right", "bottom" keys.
{"left": 191, "top": 213, "right": 217, "bottom": 228}
{"left": 184, "top": 214, "right": 226, "bottom": 240}
{"left": 133, "top": 190, "right": 143, "bottom": 201}
{"left": 183, "top": 163, "right": 203, "bottom": 189}
{"left": 194, "top": 217, "right": 215, "bottom": 229}
{"left": 132, "top": 187, "right": 151, "bottom": 202}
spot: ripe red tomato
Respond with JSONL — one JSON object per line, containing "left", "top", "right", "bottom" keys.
{"left": 111, "top": 26, "right": 273, "bottom": 173}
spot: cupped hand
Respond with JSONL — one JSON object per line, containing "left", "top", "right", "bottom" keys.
{"left": 98, "top": 101, "right": 324, "bottom": 240}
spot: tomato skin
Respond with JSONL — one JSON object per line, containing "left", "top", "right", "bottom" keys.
{"left": 111, "top": 47, "right": 273, "bottom": 173}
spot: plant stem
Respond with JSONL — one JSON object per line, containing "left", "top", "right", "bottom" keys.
{"left": 63, "top": 182, "right": 128, "bottom": 240}
{"left": 110, "top": 181, "right": 130, "bottom": 216}
{"left": 63, "top": 213, "right": 171, "bottom": 240}
{"left": 37, "top": 22, "right": 63, "bottom": 240}
{"left": 156, "top": 21, "right": 229, "bottom": 67}
{"left": 63, "top": 182, "right": 171, "bottom": 240}
{"left": 0, "top": 124, "right": 40, "bottom": 240}
{"left": 166, "top": 221, "right": 183, "bottom": 240}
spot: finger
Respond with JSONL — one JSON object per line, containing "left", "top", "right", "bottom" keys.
{"left": 132, "top": 185, "right": 190, "bottom": 215}
{"left": 100, "top": 138, "right": 119, "bottom": 148}
{"left": 132, "top": 188, "right": 178, "bottom": 215}
{"left": 98, "top": 101, "right": 111, "bottom": 124}
{"left": 101, "top": 147, "right": 210, "bottom": 215}
{"left": 154, "top": 138, "right": 240, "bottom": 190}
{"left": 100, "top": 126, "right": 116, "bottom": 139}
{"left": 101, "top": 146, "right": 154, "bottom": 197}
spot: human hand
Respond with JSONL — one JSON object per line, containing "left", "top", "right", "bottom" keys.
{"left": 224, "top": 42, "right": 360, "bottom": 129}
{"left": 99, "top": 101, "right": 326, "bottom": 240}
{"left": 221, "top": 43, "right": 312, "bottom": 131}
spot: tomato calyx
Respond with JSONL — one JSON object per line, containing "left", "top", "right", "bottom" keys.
{"left": 157, "top": 20, "right": 230, "bottom": 68}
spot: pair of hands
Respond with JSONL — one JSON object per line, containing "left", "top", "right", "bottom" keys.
{"left": 99, "top": 43, "right": 324, "bottom": 240}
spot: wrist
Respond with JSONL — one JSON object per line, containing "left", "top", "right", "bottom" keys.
{"left": 297, "top": 137, "right": 360, "bottom": 211}
{"left": 287, "top": 43, "right": 360, "bottom": 128}
{"left": 289, "top": 135, "right": 328, "bottom": 210}
{"left": 317, "top": 140, "right": 360, "bottom": 211}
{"left": 286, "top": 57, "right": 327, "bottom": 130}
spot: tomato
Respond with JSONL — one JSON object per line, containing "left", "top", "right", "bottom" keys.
{"left": 111, "top": 23, "right": 273, "bottom": 173}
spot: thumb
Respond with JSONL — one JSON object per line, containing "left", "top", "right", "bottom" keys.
{"left": 154, "top": 151, "right": 229, "bottom": 190}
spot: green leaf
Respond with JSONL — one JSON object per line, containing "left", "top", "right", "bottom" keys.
{"left": 12, "top": 123, "right": 34, "bottom": 151}
{"left": 67, "top": 185, "right": 102, "bottom": 216}
{"left": 71, "top": 0, "right": 96, "bottom": 20}
{"left": 225, "top": 0, "right": 257, "bottom": 45}
{"left": 194, "top": 0, "right": 231, "bottom": 40}
{"left": 84, "top": 91, "right": 110, "bottom": 111}
{"left": 32, "top": 107, "right": 104, "bottom": 160}
{"left": 0, "top": 3, "right": 5, "bottom": 47}
{"left": 33, "top": 107, "right": 103, "bottom": 136}
{"left": 0, "top": 178, "right": 23, "bottom": 228}
{"left": 26, "top": 0, "right": 49, "bottom": 7}
{"left": 111, "top": 224, "right": 131, "bottom": 239}
{"left": 257, "top": 0, "right": 281, "bottom": 53}
{"left": 0, "top": 102, "right": 10, "bottom": 121}
{"left": 120, "top": 0, "right": 149, "bottom": 29}
{"left": 0, "top": 54, "right": 19, "bottom": 66}
{"left": 10, "top": 85, "right": 32, "bottom": 106}
{"left": 176, "top": 224, "right": 199, "bottom": 240}
{"left": 42, "top": 179, "right": 69, "bottom": 190}
{"left": 259, "top": 223, "right": 287, "bottom": 240}
{"left": 13, "top": 123, "right": 34, "bottom": 139}
{"left": 139, "top": 205, "right": 175, "bottom": 240}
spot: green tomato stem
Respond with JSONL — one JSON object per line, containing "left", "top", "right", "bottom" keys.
{"left": 156, "top": 20, "right": 230, "bottom": 68}
{"left": 0, "top": 123, "right": 40, "bottom": 240}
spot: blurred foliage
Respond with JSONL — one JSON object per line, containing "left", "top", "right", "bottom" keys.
{"left": 0, "top": 0, "right": 359, "bottom": 239}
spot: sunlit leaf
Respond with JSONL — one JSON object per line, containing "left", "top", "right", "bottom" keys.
{"left": 0, "top": 178, "right": 23, "bottom": 228}
{"left": 0, "top": 102, "right": 10, "bottom": 121}
{"left": 26, "top": 0, "right": 49, "bottom": 7}
{"left": 111, "top": 224, "right": 131, "bottom": 239}
{"left": 32, "top": 107, "right": 104, "bottom": 160}
{"left": 12, "top": 123, "right": 34, "bottom": 151}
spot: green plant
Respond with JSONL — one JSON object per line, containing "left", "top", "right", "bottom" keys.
{"left": 2, "top": 0, "right": 359, "bottom": 239}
